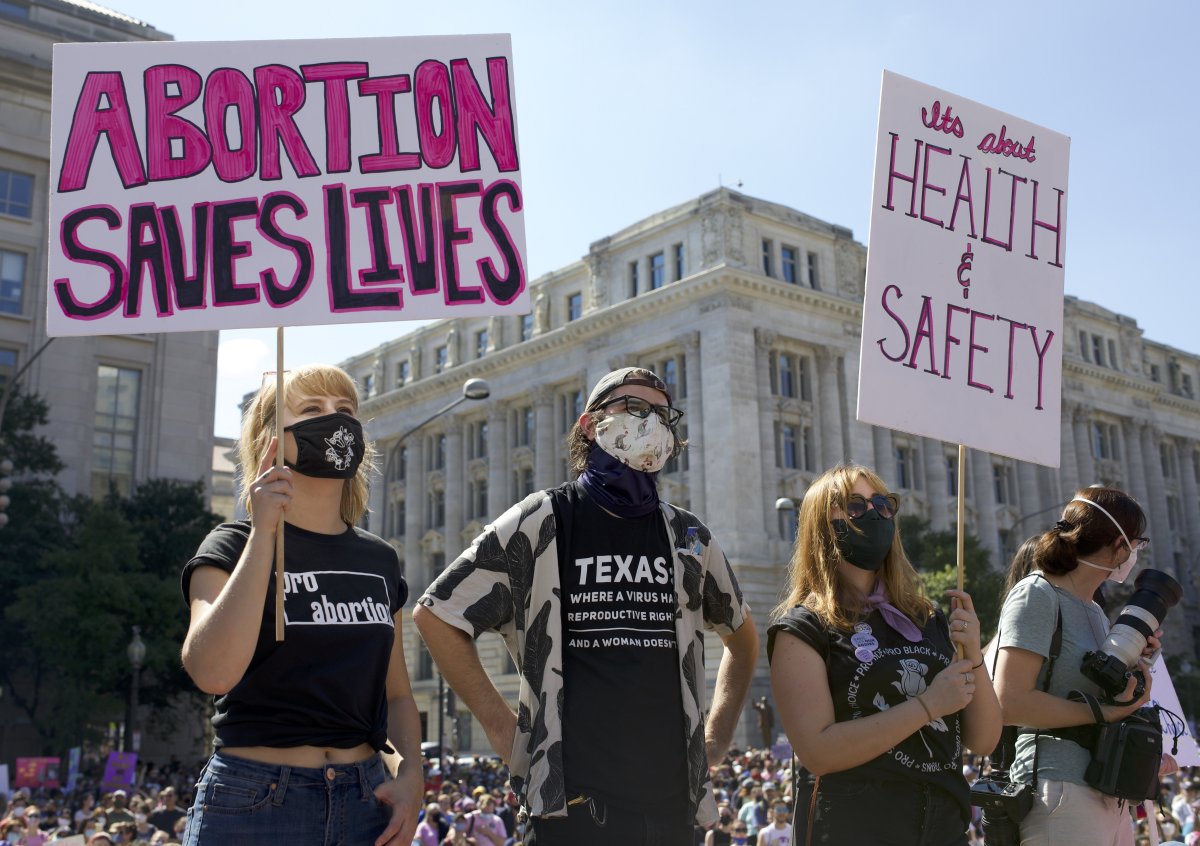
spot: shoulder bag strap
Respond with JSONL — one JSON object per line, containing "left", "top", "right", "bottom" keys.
{"left": 1029, "top": 579, "right": 1064, "bottom": 791}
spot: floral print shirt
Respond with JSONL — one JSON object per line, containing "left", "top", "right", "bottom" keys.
{"left": 418, "top": 482, "right": 751, "bottom": 824}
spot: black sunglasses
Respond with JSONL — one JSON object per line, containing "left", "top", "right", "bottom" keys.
{"left": 596, "top": 394, "right": 683, "bottom": 428}
{"left": 845, "top": 492, "right": 900, "bottom": 520}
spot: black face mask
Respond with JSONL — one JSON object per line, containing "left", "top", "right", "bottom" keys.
{"left": 284, "top": 412, "right": 365, "bottom": 479}
{"left": 832, "top": 509, "right": 895, "bottom": 572}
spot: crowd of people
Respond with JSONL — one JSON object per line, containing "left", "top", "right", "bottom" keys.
{"left": 2, "top": 363, "right": 1193, "bottom": 846}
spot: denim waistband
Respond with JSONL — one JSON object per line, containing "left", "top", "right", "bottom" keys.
{"left": 207, "top": 750, "right": 386, "bottom": 801}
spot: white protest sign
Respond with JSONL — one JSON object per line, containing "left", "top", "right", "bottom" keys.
{"left": 858, "top": 71, "right": 1069, "bottom": 467}
{"left": 47, "top": 35, "right": 527, "bottom": 336}
{"left": 1148, "top": 658, "right": 1200, "bottom": 768}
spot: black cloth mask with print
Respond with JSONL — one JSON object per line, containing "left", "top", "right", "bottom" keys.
{"left": 284, "top": 412, "right": 365, "bottom": 479}
{"left": 832, "top": 509, "right": 895, "bottom": 572}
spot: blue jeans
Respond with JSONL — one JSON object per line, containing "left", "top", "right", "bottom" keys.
{"left": 182, "top": 751, "right": 391, "bottom": 846}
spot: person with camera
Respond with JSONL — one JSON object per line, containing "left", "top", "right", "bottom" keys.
{"left": 994, "top": 486, "right": 1159, "bottom": 846}
{"left": 768, "top": 464, "right": 1001, "bottom": 845}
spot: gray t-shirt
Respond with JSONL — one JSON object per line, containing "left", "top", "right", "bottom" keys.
{"left": 998, "top": 572, "right": 1111, "bottom": 785}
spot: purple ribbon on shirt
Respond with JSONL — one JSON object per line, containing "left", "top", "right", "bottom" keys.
{"left": 863, "top": 580, "right": 923, "bottom": 643}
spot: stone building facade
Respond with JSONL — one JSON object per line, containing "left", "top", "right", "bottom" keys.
{"left": 345, "top": 189, "right": 1200, "bottom": 752}
{"left": 0, "top": 0, "right": 217, "bottom": 763}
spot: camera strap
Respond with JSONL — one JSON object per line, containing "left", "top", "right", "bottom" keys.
{"left": 1027, "top": 602, "right": 1064, "bottom": 791}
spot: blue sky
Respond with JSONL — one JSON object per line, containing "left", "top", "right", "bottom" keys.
{"left": 100, "top": 0, "right": 1199, "bottom": 437}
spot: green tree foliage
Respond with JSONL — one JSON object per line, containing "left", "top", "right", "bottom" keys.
{"left": 900, "top": 515, "right": 1005, "bottom": 640}
{"left": 0, "top": 392, "right": 221, "bottom": 752}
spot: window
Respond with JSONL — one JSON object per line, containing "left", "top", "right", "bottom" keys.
{"left": 92, "top": 365, "right": 141, "bottom": 497}
{"left": 0, "top": 249, "right": 26, "bottom": 315}
{"left": 895, "top": 444, "right": 918, "bottom": 490}
{"left": 514, "top": 466, "right": 535, "bottom": 498}
{"left": 1091, "top": 422, "right": 1120, "bottom": 461}
{"left": 778, "top": 423, "right": 798, "bottom": 470}
{"left": 475, "top": 329, "right": 489, "bottom": 359}
{"left": 388, "top": 499, "right": 406, "bottom": 538}
{"left": 362, "top": 372, "right": 375, "bottom": 398}
{"left": 1078, "top": 330, "right": 1090, "bottom": 362}
{"left": 389, "top": 444, "right": 407, "bottom": 481}
{"left": 770, "top": 351, "right": 812, "bottom": 400}
{"left": 520, "top": 313, "right": 534, "bottom": 342}
{"left": 1161, "top": 442, "right": 1177, "bottom": 479}
{"left": 561, "top": 389, "right": 584, "bottom": 433}
{"left": 566, "top": 292, "right": 582, "bottom": 322}
{"left": 993, "top": 463, "right": 1014, "bottom": 504}
{"left": 471, "top": 478, "right": 489, "bottom": 519}
{"left": 629, "top": 260, "right": 639, "bottom": 297}
{"left": 661, "top": 359, "right": 678, "bottom": 400}
{"left": 426, "top": 489, "right": 445, "bottom": 529}
{"left": 1107, "top": 339, "right": 1118, "bottom": 371}
{"left": 1167, "top": 495, "right": 1181, "bottom": 532}
{"left": 427, "top": 434, "right": 446, "bottom": 470}
{"left": 1091, "top": 335, "right": 1105, "bottom": 367}
{"left": 781, "top": 246, "right": 798, "bottom": 284}
{"left": 1150, "top": 363, "right": 1161, "bottom": 383}
{"left": 396, "top": 360, "right": 410, "bottom": 387}
{"left": 434, "top": 346, "right": 448, "bottom": 373}
{"left": 762, "top": 239, "right": 773, "bottom": 277}
{"left": 807, "top": 252, "right": 820, "bottom": 289}
{"left": 0, "top": 2, "right": 31, "bottom": 20}
{"left": 673, "top": 243, "right": 684, "bottom": 280}
{"left": 513, "top": 406, "right": 534, "bottom": 447}
{"left": 946, "top": 454, "right": 958, "bottom": 496}
{"left": 664, "top": 422, "right": 689, "bottom": 474}
{"left": 1184, "top": 373, "right": 1195, "bottom": 398}
{"left": 417, "top": 640, "right": 433, "bottom": 681}
{"left": 779, "top": 355, "right": 796, "bottom": 398}
{"left": 0, "top": 169, "right": 33, "bottom": 218}
{"left": 0, "top": 348, "right": 15, "bottom": 387}
{"left": 798, "top": 356, "right": 813, "bottom": 401}
{"left": 650, "top": 252, "right": 665, "bottom": 290}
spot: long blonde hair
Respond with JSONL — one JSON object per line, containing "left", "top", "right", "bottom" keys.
{"left": 237, "top": 364, "right": 376, "bottom": 526}
{"left": 773, "top": 464, "right": 933, "bottom": 630}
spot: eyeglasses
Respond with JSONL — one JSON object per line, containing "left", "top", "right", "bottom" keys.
{"left": 1131, "top": 537, "right": 1150, "bottom": 551}
{"left": 596, "top": 394, "right": 683, "bottom": 428}
{"left": 845, "top": 492, "right": 900, "bottom": 520}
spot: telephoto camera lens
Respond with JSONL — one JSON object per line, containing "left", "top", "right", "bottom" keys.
{"left": 1082, "top": 568, "right": 1181, "bottom": 697}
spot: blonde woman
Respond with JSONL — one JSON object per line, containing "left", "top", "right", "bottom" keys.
{"left": 181, "top": 365, "right": 421, "bottom": 846}
{"left": 768, "top": 465, "right": 1000, "bottom": 845}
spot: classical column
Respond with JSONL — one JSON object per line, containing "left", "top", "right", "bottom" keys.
{"left": 1016, "top": 461, "right": 1042, "bottom": 524}
{"left": 971, "top": 448, "right": 1001, "bottom": 564}
{"left": 1179, "top": 438, "right": 1200, "bottom": 555}
{"left": 1122, "top": 419, "right": 1151, "bottom": 522}
{"left": 681, "top": 331, "right": 705, "bottom": 514}
{"left": 1072, "top": 406, "right": 1095, "bottom": 487}
{"left": 1139, "top": 425, "right": 1174, "bottom": 577}
{"left": 754, "top": 330, "right": 778, "bottom": 529}
{"left": 404, "top": 437, "right": 424, "bottom": 585}
{"left": 1058, "top": 404, "right": 1081, "bottom": 500}
{"left": 444, "top": 420, "right": 465, "bottom": 554}
{"left": 872, "top": 427, "right": 893, "bottom": 480}
{"left": 816, "top": 346, "right": 844, "bottom": 468}
{"left": 922, "top": 437, "right": 950, "bottom": 532}
{"left": 533, "top": 386, "right": 555, "bottom": 488}
{"left": 486, "top": 403, "right": 509, "bottom": 518}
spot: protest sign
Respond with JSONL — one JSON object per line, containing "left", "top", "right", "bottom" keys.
{"left": 47, "top": 34, "right": 527, "bottom": 337}
{"left": 66, "top": 746, "right": 82, "bottom": 793}
{"left": 101, "top": 751, "right": 137, "bottom": 789}
{"left": 858, "top": 71, "right": 1069, "bottom": 467}
{"left": 1148, "top": 658, "right": 1200, "bottom": 767}
{"left": 14, "top": 756, "right": 60, "bottom": 788}
{"left": 0, "top": 764, "right": 8, "bottom": 799}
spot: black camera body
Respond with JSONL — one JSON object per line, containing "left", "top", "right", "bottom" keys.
{"left": 969, "top": 775, "right": 1033, "bottom": 821}
{"left": 1080, "top": 650, "right": 1142, "bottom": 700}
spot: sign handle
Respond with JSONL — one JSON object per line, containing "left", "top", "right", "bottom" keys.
{"left": 275, "top": 327, "right": 286, "bottom": 642}
{"left": 955, "top": 443, "right": 967, "bottom": 659}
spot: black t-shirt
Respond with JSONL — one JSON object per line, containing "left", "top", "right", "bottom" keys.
{"left": 181, "top": 520, "right": 407, "bottom": 750}
{"left": 767, "top": 605, "right": 968, "bottom": 815}
{"left": 560, "top": 484, "right": 688, "bottom": 811}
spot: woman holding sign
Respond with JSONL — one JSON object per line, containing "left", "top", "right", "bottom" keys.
{"left": 180, "top": 364, "right": 421, "bottom": 846}
{"left": 767, "top": 464, "right": 1001, "bottom": 845}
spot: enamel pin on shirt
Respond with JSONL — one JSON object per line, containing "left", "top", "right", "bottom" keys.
{"left": 851, "top": 623, "right": 879, "bottom": 663}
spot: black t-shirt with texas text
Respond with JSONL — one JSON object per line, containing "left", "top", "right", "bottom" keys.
{"left": 182, "top": 520, "right": 407, "bottom": 750}
{"left": 560, "top": 486, "right": 688, "bottom": 812}
{"left": 767, "top": 604, "right": 968, "bottom": 818}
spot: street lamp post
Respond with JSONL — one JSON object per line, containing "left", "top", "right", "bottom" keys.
{"left": 396, "top": 377, "right": 490, "bottom": 768}
{"left": 125, "top": 626, "right": 145, "bottom": 753}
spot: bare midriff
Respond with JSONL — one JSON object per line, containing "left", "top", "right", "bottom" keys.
{"left": 221, "top": 743, "right": 375, "bottom": 768}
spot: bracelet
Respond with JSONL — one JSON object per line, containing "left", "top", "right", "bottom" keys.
{"left": 971, "top": 658, "right": 985, "bottom": 670}
{"left": 915, "top": 694, "right": 935, "bottom": 722}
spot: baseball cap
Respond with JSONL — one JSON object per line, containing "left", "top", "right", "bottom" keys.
{"left": 586, "top": 367, "right": 671, "bottom": 411}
